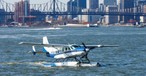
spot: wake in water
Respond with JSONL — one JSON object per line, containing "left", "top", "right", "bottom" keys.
{"left": 0, "top": 34, "right": 38, "bottom": 39}
{"left": 26, "top": 27, "right": 62, "bottom": 31}
{"left": 0, "top": 61, "right": 133, "bottom": 68}
{"left": 0, "top": 61, "right": 48, "bottom": 67}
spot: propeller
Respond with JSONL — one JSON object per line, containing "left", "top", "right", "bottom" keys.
{"left": 81, "top": 42, "right": 90, "bottom": 63}
{"left": 82, "top": 42, "right": 87, "bottom": 48}
{"left": 82, "top": 42, "right": 88, "bottom": 52}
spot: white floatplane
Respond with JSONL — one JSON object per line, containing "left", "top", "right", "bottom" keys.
{"left": 19, "top": 36, "right": 118, "bottom": 67}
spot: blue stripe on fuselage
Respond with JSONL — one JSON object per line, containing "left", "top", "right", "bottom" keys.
{"left": 74, "top": 47, "right": 85, "bottom": 51}
{"left": 42, "top": 47, "right": 85, "bottom": 58}
{"left": 43, "top": 48, "right": 47, "bottom": 52}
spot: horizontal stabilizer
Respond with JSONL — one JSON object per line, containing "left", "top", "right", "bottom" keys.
{"left": 28, "top": 51, "right": 45, "bottom": 54}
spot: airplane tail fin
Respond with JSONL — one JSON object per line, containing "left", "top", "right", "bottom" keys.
{"left": 43, "top": 36, "right": 51, "bottom": 57}
{"left": 31, "top": 36, "right": 49, "bottom": 55}
{"left": 43, "top": 36, "right": 49, "bottom": 44}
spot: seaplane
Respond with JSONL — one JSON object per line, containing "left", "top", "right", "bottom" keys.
{"left": 19, "top": 36, "right": 118, "bottom": 67}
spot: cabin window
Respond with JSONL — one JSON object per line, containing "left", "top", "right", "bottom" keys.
{"left": 62, "top": 47, "right": 70, "bottom": 52}
{"left": 70, "top": 46, "right": 75, "bottom": 50}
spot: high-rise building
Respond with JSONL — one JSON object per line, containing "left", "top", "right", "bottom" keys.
{"left": 67, "top": 0, "right": 86, "bottom": 12}
{"left": 14, "top": 0, "right": 30, "bottom": 23}
{"left": 119, "top": 0, "right": 134, "bottom": 23}
{"left": 104, "top": 0, "right": 117, "bottom": 5}
{"left": 86, "top": 0, "right": 98, "bottom": 9}
{"left": 67, "top": 0, "right": 76, "bottom": 12}
{"left": 76, "top": 0, "right": 86, "bottom": 23}
{"left": 67, "top": 0, "right": 77, "bottom": 19}
{"left": 76, "top": 0, "right": 86, "bottom": 10}
{"left": 137, "top": 0, "right": 146, "bottom": 22}
{"left": 137, "top": 0, "right": 146, "bottom": 12}
{"left": 85, "top": 0, "right": 99, "bottom": 23}
{"left": 0, "top": 9, "right": 5, "bottom": 24}
{"left": 67, "top": 0, "right": 86, "bottom": 21}
{"left": 120, "top": 0, "right": 134, "bottom": 9}
{"left": 103, "top": 0, "right": 117, "bottom": 24}
{"left": 24, "top": 0, "right": 29, "bottom": 16}
{"left": 99, "top": 3, "right": 105, "bottom": 12}
{"left": 104, "top": 5, "right": 118, "bottom": 24}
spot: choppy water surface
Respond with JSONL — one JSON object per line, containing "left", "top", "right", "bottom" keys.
{"left": 0, "top": 26, "right": 146, "bottom": 76}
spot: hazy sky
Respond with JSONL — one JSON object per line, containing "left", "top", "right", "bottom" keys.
{"left": 4, "top": 0, "right": 69, "bottom": 4}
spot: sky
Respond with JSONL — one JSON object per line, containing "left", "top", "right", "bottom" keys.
{"left": 4, "top": 0, "right": 69, "bottom": 4}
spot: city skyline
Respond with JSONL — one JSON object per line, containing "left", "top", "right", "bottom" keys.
{"left": 5, "top": 0, "right": 69, "bottom": 4}
{"left": 1, "top": 0, "right": 146, "bottom": 25}
{"left": 4, "top": 0, "right": 106, "bottom": 7}
{"left": 5, "top": 0, "right": 105, "bottom": 4}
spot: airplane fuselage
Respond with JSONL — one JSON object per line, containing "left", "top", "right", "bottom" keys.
{"left": 43, "top": 45, "right": 87, "bottom": 59}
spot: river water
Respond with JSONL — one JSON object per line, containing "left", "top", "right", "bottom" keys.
{"left": 0, "top": 26, "right": 146, "bottom": 76}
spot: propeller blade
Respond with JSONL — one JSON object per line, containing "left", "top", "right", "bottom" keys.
{"left": 82, "top": 42, "right": 88, "bottom": 52}
{"left": 82, "top": 42, "right": 87, "bottom": 48}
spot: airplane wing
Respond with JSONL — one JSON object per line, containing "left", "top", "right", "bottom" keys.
{"left": 78, "top": 44, "right": 119, "bottom": 50}
{"left": 85, "top": 45, "right": 119, "bottom": 48}
{"left": 19, "top": 42, "right": 70, "bottom": 47}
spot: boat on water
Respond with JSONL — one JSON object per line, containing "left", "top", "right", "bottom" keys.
{"left": 5, "top": 22, "right": 30, "bottom": 28}
{"left": 87, "top": 24, "right": 98, "bottom": 27}
{"left": 65, "top": 23, "right": 99, "bottom": 27}
{"left": 7, "top": 25, "right": 29, "bottom": 28}
{"left": 66, "top": 23, "right": 87, "bottom": 27}
{"left": 48, "top": 27, "right": 62, "bottom": 30}
{"left": 135, "top": 22, "right": 146, "bottom": 28}
{"left": 137, "top": 24, "right": 146, "bottom": 28}
{"left": 0, "top": 25, "right": 8, "bottom": 27}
